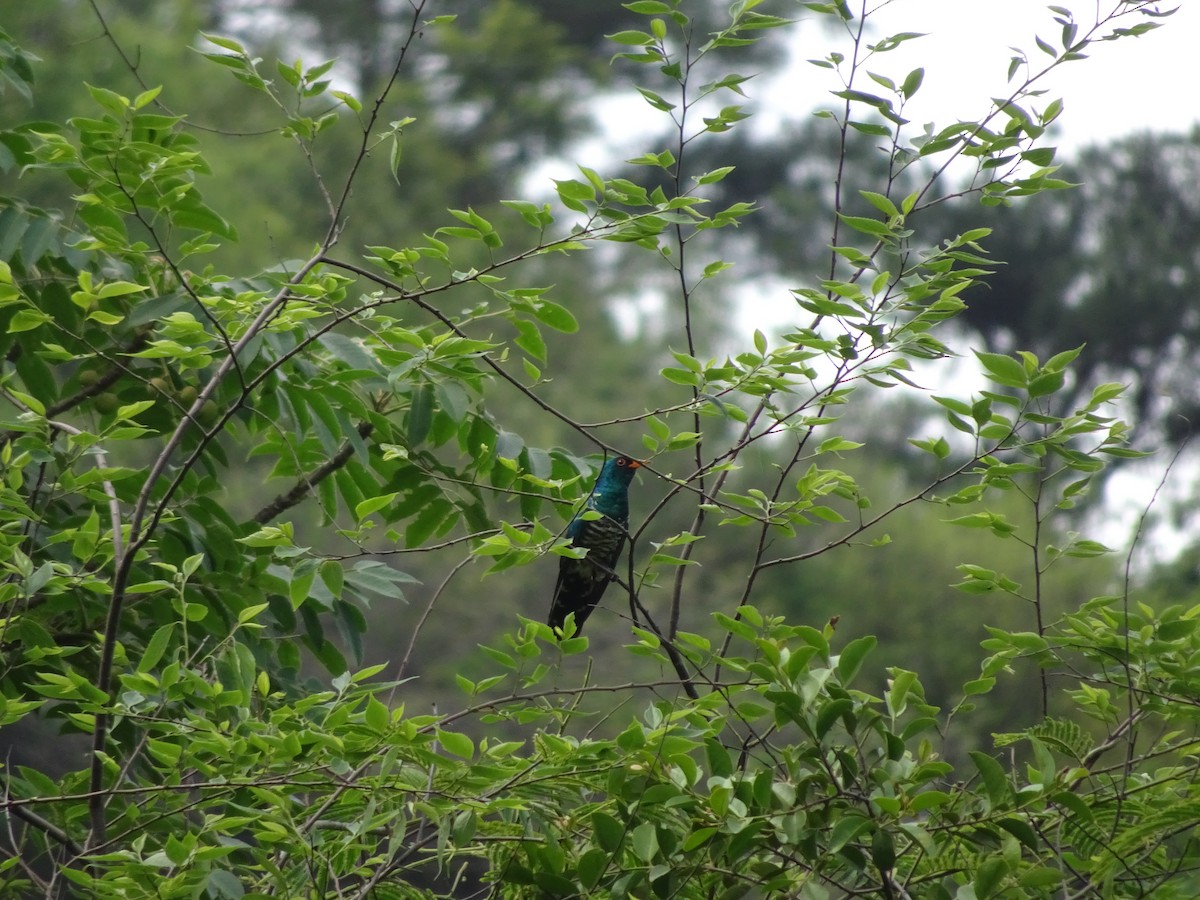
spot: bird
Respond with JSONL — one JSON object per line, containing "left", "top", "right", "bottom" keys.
{"left": 547, "top": 455, "right": 642, "bottom": 635}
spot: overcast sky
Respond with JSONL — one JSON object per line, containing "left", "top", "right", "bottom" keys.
{"left": 774, "top": 1, "right": 1195, "bottom": 154}
{"left": 570, "top": 2, "right": 1191, "bottom": 185}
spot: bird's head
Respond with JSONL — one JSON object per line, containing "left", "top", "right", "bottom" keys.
{"left": 599, "top": 455, "right": 642, "bottom": 487}
{"left": 588, "top": 455, "right": 641, "bottom": 519}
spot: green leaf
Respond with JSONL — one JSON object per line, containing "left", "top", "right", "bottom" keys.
{"left": 636, "top": 86, "right": 675, "bottom": 111}
{"left": 910, "top": 790, "right": 951, "bottom": 811}
{"left": 436, "top": 728, "right": 474, "bottom": 758}
{"left": 962, "top": 676, "right": 995, "bottom": 696}
{"left": 849, "top": 120, "right": 891, "bottom": 137}
{"left": 8, "top": 389, "right": 43, "bottom": 415}
{"left": 514, "top": 318, "right": 547, "bottom": 361}
{"left": 237, "top": 603, "right": 269, "bottom": 625}
{"left": 1063, "top": 539, "right": 1112, "bottom": 559}
{"left": 1019, "top": 868, "right": 1063, "bottom": 890}
{"left": 205, "top": 869, "right": 245, "bottom": 900}
{"left": 900, "top": 67, "right": 924, "bottom": 98}
{"left": 8, "top": 309, "right": 51, "bottom": 332}
{"left": 138, "top": 625, "right": 174, "bottom": 673}
{"left": 828, "top": 814, "right": 870, "bottom": 852}
{"left": 682, "top": 827, "right": 716, "bottom": 851}
{"left": 607, "top": 29, "right": 655, "bottom": 46}
{"left": 115, "top": 400, "right": 154, "bottom": 420}
{"left": 320, "top": 332, "right": 380, "bottom": 372}
{"left": 576, "top": 848, "right": 609, "bottom": 889}
{"left": 973, "top": 856, "right": 1009, "bottom": 899}
{"left": 818, "top": 437, "right": 863, "bottom": 453}
{"left": 202, "top": 33, "right": 247, "bottom": 53}
{"left": 886, "top": 669, "right": 917, "bottom": 718}
{"left": 364, "top": 695, "right": 390, "bottom": 732}
{"left": 836, "top": 635, "right": 875, "bottom": 685}
{"left": 974, "top": 350, "right": 1027, "bottom": 388}
{"left": 705, "top": 738, "right": 733, "bottom": 778}
{"left": 290, "top": 567, "right": 315, "bottom": 609}
{"left": 697, "top": 166, "right": 735, "bottom": 185}
{"left": 332, "top": 90, "right": 361, "bottom": 112}
{"left": 355, "top": 492, "right": 398, "bottom": 521}
{"left": 532, "top": 301, "right": 578, "bottom": 333}
{"left": 625, "top": 0, "right": 673, "bottom": 12}
{"left": 860, "top": 190, "right": 898, "bottom": 217}
{"left": 702, "top": 259, "right": 733, "bottom": 279}
{"left": 592, "top": 812, "right": 625, "bottom": 853}
{"left": 631, "top": 822, "right": 658, "bottom": 862}
{"left": 86, "top": 309, "right": 124, "bottom": 325}
{"left": 554, "top": 178, "right": 596, "bottom": 211}
{"left": 172, "top": 205, "right": 237, "bottom": 239}
{"left": 1027, "top": 370, "right": 1064, "bottom": 398}
{"left": 71, "top": 508, "right": 101, "bottom": 560}
{"left": 86, "top": 83, "right": 129, "bottom": 113}
{"left": 837, "top": 213, "right": 893, "bottom": 237}
{"left": 95, "top": 281, "right": 148, "bottom": 300}
{"left": 407, "top": 382, "right": 434, "bottom": 446}
{"left": 661, "top": 366, "right": 698, "bottom": 386}
{"left": 319, "top": 560, "right": 344, "bottom": 600}
{"left": 996, "top": 816, "right": 1039, "bottom": 851}
{"left": 871, "top": 828, "right": 895, "bottom": 871}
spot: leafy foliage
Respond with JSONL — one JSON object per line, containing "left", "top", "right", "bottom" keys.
{"left": 933, "top": 128, "right": 1200, "bottom": 445}
{"left": 1, "top": 2, "right": 1196, "bottom": 898}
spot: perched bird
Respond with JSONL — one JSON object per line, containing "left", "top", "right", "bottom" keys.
{"left": 547, "top": 455, "right": 642, "bottom": 634}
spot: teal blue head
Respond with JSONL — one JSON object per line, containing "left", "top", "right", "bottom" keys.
{"left": 589, "top": 455, "right": 642, "bottom": 518}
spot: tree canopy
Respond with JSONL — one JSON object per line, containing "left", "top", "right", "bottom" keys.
{"left": 1, "top": 2, "right": 1198, "bottom": 898}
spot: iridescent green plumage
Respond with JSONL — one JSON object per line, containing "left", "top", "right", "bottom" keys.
{"left": 547, "top": 456, "right": 641, "bottom": 634}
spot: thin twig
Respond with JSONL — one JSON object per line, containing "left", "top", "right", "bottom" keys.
{"left": 395, "top": 555, "right": 474, "bottom": 683}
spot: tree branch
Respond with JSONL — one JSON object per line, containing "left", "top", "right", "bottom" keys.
{"left": 4, "top": 800, "right": 83, "bottom": 859}
{"left": 253, "top": 420, "right": 375, "bottom": 525}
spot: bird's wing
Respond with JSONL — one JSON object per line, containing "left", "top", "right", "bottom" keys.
{"left": 547, "top": 516, "right": 627, "bottom": 632}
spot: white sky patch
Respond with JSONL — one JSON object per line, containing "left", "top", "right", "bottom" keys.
{"left": 527, "top": 0, "right": 1193, "bottom": 192}
{"left": 757, "top": 1, "right": 1195, "bottom": 154}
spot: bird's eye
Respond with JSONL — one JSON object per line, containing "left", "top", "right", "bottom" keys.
{"left": 616, "top": 458, "right": 627, "bottom": 466}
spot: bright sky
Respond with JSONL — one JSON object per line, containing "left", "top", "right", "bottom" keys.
{"left": 565, "top": 1, "right": 1192, "bottom": 187}
{"left": 773, "top": 0, "right": 1195, "bottom": 154}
